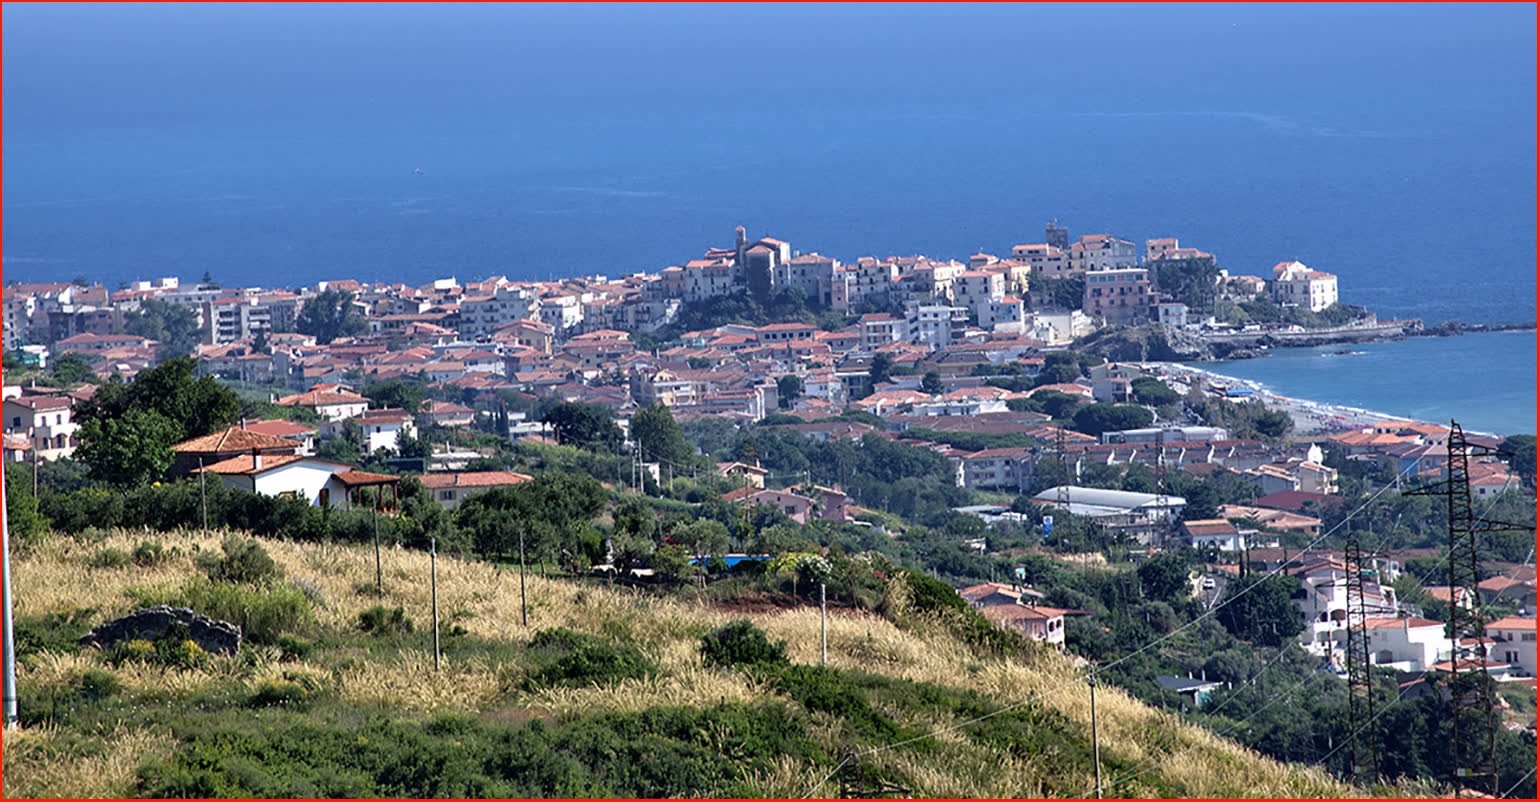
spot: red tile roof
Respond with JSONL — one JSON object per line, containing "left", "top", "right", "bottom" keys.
{"left": 416, "top": 471, "right": 534, "bottom": 489}
{"left": 172, "top": 427, "right": 303, "bottom": 454}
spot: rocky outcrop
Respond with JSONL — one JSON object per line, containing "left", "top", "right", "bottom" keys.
{"left": 78, "top": 606, "right": 242, "bottom": 655}
{"left": 1073, "top": 324, "right": 1216, "bottom": 362}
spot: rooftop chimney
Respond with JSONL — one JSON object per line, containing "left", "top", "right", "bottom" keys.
{"left": 252, "top": 447, "right": 262, "bottom": 471}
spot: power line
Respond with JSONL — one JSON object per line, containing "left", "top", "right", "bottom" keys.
{"left": 801, "top": 459, "right": 1422, "bottom": 798}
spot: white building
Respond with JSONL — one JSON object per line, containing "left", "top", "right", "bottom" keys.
{"left": 417, "top": 470, "right": 534, "bottom": 510}
{"left": 1362, "top": 617, "right": 1448, "bottom": 672}
{"left": 906, "top": 302, "right": 970, "bottom": 350}
{"left": 277, "top": 386, "right": 370, "bottom": 421}
{"left": 1488, "top": 615, "right": 1537, "bottom": 678}
{"left": 1270, "top": 261, "right": 1339, "bottom": 312}
{"left": 196, "top": 453, "right": 392, "bottom": 509}
{"left": 3, "top": 395, "right": 80, "bottom": 461}
{"left": 459, "top": 286, "right": 534, "bottom": 340}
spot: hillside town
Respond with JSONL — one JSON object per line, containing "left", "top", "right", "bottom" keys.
{"left": 4, "top": 221, "right": 1535, "bottom": 756}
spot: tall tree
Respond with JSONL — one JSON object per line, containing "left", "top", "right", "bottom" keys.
{"left": 1215, "top": 573, "right": 1305, "bottom": 647}
{"left": 124, "top": 298, "right": 206, "bottom": 359}
{"left": 776, "top": 375, "right": 803, "bottom": 409}
{"left": 541, "top": 402, "right": 623, "bottom": 453}
{"left": 363, "top": 378, "right": 426, "bottom": 415}
{"left": 630, "top": 402, "right": 690, "bottom": 466}
{"left": 295, "top": 288, "right": 367, "bottom": 345}
{"left": 1072, "top": 402, "right": 1154, "bottom": 437}
{"left": 76, "top": 408, "right": 182, "bottom": 490}
{"left": 920, "top": 370, "right": 945, "bottom": 395}
{"left": 76, "top": 355, "right": 240, "bottom": 440}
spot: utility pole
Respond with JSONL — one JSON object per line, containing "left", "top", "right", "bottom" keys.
{"left": 430, "top": 537, "right": 440, "bottom": 672}
{"left": 1088, "top": 672, "right": 1103, "bottom": 799}
{"left": 820, "top": 582, "right": 828, "bottom": 665}
{"left": 1345, "top": 536, "right": 1379, "bottom": 786}
{"left": 2, "top": 461, "right": 18, "bottom": 728}
{"left": 373, "top": 485, "right": 383, "bottom": 594}
{"left": 1404, "top": 420, "right": 1527, "bottom": 797}
{"left": 199, "top": 457, "right": 208, "bottom": 538}
{"left": 518, "top": 528, "right": 528, "bottom": 627}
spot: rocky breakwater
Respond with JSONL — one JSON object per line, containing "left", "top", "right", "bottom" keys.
{"left": 78, "top": 605, "right": 243, "bottom": 655}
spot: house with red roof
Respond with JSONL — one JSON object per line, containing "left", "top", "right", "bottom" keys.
{"left": 1488, "top": 616, "right": 1537, "bottom": 678}
{"left": 417, "top": 470, "right": 534, "bottom": 510}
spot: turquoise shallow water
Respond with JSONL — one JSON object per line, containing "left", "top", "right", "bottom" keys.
{"left": 1184, "top": 330, "right": 1537, "bottom": 437}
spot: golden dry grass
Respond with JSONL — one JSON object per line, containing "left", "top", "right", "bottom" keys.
{"left": 8, "top": 530, "right": 1397, "bottom": 798}
{"left": 1, "top": 721, "right": 178, "bottom": 799}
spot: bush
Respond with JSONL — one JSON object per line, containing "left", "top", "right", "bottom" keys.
{"left": 132, "top": 540, "right": 169, "bottom": 567}
{"left": 129, "top": 579, "right": 312, "bottom": 646}
{"left": 699, "top": 620, "right": 788, "bottom": 670}
{"left": 277, "top": 634, "right": 312, "bottom": 661}
{"left": 85, "top": 547, "right": 130, "bottom": 569}
{"left": 525, "top": 627, "right": 654, "bottom": 688}
{"left": 358, "top": 605, "right": 414, "bottom": 635}
{"left": 248, "top": 680, "right": 310, "bottom": 709}
{"left": 76, "top": 668, "right": 121, "bottom": 700}
{"left": 196, "top": 536, "right": 280, "bottom": 585}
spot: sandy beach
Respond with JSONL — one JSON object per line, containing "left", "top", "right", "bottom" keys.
{"left": 1145, "top": 362, "right": 1418, "bottom": 435}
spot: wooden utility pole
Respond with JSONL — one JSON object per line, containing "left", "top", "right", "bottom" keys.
{"left": 518, "top": 528, "right": 528, "bottom": 627}
{"left": 820, "top": 582, "right": 828, "bottom": 665}
{"left": 198, "top": 457, "right": 208, "bottom": 538}
{"left": 1088, "top": 673, "right": 1103, "bottom": 799}
{"left": 373, "top": 485, "right": 383, "bottom": 594}
{"left": 430, "top": 537, "right": 440, "bottom": 672}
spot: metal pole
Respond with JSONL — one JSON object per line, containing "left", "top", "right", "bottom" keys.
{"left": 1089, "top": 673, "right": 1103, "bottom": 799}
{"left": 518, "top": 529, "right": 528, "bottom": 627}
{"left": 430, "top": 537, "right": 440, "bottom": 672}
{"left": 373, "top": 485, "right": 382, "bottom": 594}
{"left": 3, "top": 456, "right": 18, "bottom": 727}
{"left": 820, "top": 582, "right": 827, "bottom": 665}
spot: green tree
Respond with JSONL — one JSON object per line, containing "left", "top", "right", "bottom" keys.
{"left": 542, "top": 403, "right": 623, "bottom": 453}
{"left": 75, "top": 355, "right": 240, "bottom": 441}
{"left": 1130, "top": 376, "right": 1179, "bottom": 406}
{"left": 776, "top": 375, "right": 803, "bottom": 409}
{"left": 393, "top": 427, "right": 430, "bottom": 460}
{"left": 295, "top": 288, "right": 367, "bottom": 345}
{"left": 124, "top": 298, "right": 206, "bottom": 359}
{"left": 1215, "top": 573, "right": 1304, "bottom": 647}
{"left": 76, "top": 409, "right": 181, "bottom": 489}
{"left": 1137, "top": 551, "right": 1193, "bottom": 603}
{"left": 649, "top": 543, "right": 699, "bottom": 584}
{"left": 363, "top": 379, "right": 426, "bottom": 415}
{"left": 48, "top": 351, "right": 98, "bottom": 386}
{"left": 3, "top": 463, "right": 50, "bottom": 547}
{"left": 920, "top": 371, "right": 945, "bottom": 395}
{"left": 630, "top": 403, "right": 690, "bottom": 466}
{"left": 1033, "top": 389, "right": 1083, "bottom": 419}
{"left": 867, "top": 353, "right": 894, "bottom": 387}
{"left": 1032, "top": 362, "right": 1082, "bottom": 388}
{"left": 1499, "top": 434, "right": 1536, "bottom": 485}
{"left": 1072, "top": 403, "right": 1154, "bottom": 437}
{"left": 672, "top": 518, "right": 730, "bottom": 557}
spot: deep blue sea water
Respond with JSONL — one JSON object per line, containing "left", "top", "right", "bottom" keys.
{"left": 3, "top": 3, "right": 1535, "bottom": 425}
{"left": 1189, "top": 330, "right": 1537, "bottom": 438}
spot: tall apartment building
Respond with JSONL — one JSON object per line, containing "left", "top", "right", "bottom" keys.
{"left": 1083, "top": 268, "right": 1154, "bottom": 324}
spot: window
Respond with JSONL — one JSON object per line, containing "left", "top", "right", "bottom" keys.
{"left": 441, "top": 490, "right": 455, "bottom": 500}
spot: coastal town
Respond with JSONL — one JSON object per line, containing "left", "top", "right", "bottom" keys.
{"left": 3, "top": 221, "right": 1535, "bottom": 794}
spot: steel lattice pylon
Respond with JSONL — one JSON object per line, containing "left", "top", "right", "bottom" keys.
{"left": 1344, "top": 537, "right": 1379, "bottom": 786}
{"left": 1404, "top": 420, "right": 1529, "bottom": 797}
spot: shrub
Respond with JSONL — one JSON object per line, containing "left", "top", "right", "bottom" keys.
{"left": 358, "top": 605, "right": 414, "bottom": 635}
{"left": 76, "top": 668, "right": 121, "bottom": 700}
{"left": 277, "top": 634, "right": 312, "bottom": 661}
{"left": 525, "top": 627, "right": 654, "bottom": 688}
{"left": 14, "top": 607, "right": 98, "bottom": 659}
{"left": 130, "top": 579, "right": 312, "bottom": 645}
{"left": 247, "top": 680, "right": 310, "bottom": 709}
{"left": 195, "top": 536, "right": 280, "bottom": 585}
{"left": 132, "top": 540, "right": 169, "bottom": 567}
{"left": 699, "top": 620, "right": 788, "bottom": 669}
{"left": 85, "top": 547, "right": 130, "bottom": 569}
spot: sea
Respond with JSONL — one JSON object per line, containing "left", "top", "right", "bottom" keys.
{"left": 3, "top": 3, "right": 1535, "bottom": 429}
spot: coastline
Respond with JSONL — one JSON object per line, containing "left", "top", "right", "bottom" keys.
{"left": 1145, "top": 361, "right": 1493, "bottom": 438}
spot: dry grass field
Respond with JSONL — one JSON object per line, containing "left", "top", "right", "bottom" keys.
{"left": 2, "top": 528, "right": 1419, "bottom": 798}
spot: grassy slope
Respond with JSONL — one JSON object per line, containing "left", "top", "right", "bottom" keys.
{"left": 4, "top": 529, "right": 1408, "bottom": 798}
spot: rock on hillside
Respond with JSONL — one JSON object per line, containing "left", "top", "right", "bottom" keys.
{"left": 1073, "top": 324, "right": 1216, "bottom": 362}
